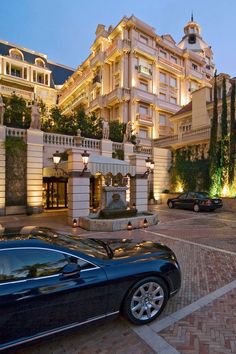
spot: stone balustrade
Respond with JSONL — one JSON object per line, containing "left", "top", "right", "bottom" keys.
{"left": 6, "top": 127, "right": 27, "bottom": 140}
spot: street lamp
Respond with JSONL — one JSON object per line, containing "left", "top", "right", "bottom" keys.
{"left": 143, "top": 157, "right": 155, "bottom": 176}
{"left": 81, "top": 150, "right": 90, "bottom": 172}
{"left": 53, "top": 150, "right": 61, "bottom": 170}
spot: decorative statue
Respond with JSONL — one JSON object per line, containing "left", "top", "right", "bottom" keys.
{"left": 124, "top": 121, "right": 133, "bottom": 142}
{"left": 0, "top": 95, "right": 5, "bottom": 126}
{"left": 102, "top": 118, "right": 110, "bottom": 140}
{"left": 107, "top": 193, "right": 126, "bottom": 210}
{"left": 30, "top": 101, "right": 41, "bottom": 129}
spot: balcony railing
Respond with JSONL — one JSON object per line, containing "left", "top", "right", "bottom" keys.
{"left": 133, "top": 39, "right": 156, "bottom": 58}
{"left": 90, "top": 52, "right": 104, "bottom": 67}
{"left": 6, "top": 127, "right": 27, "bottom": 140}
{"left": 43, "top": 132, "right": 101, "bottom": 151}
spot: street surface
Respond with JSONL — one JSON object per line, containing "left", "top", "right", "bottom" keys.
{"left": 1, "top": 205, "right": 236, "bottom": 354}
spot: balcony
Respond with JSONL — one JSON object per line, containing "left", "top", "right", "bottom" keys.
{"left": 189, "top": 68, "right": 203, "bottom": 80}
{"left": 158, "top": 57, "right": 183, "bottom": 75}
{"left": 105, "top": 87, "right": 130, "bottom": 106}
{"left": 155, "top": 126, "right": 211, "bottom": 148}
{"left": 157, "top": 98, "right": 180, "bottom": 113}
{"left": 62, "top": 92, "right": 88, "bottom": 114}
{"left": 89, "top": 96, "right": 103, "bottom": 110}
{"left": 136, "top": 113, "right": 153, "bottom": 126}
{"left": 90, "top": 52, "right": 104, "bottom": 67}
{"left": 137, "top": 65, "right": 152, "bottom": 79}
{"left": 132, "top": 39, "right": 156, "bottom": 59}
{"left": 0, "top": 84, "right": 33, "bottom": 100}
{"left": 132, "top": 88, "right": 156, "bottom": 104}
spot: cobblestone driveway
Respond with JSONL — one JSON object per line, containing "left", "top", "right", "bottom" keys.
{"left": 1, "top": 206, "right": 236, "bottom": 354}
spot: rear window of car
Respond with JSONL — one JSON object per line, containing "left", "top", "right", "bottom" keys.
{"left": 196, "top": 192, "right": 209, "bottom": 199}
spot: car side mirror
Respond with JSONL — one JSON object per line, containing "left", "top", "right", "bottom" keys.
{"left": 61, "top": 263, "right": 81, "bottom": 278}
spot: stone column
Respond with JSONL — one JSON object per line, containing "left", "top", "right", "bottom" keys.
{"left": 0, "top": 126, "right": 6, "bottom": 215}
{"left": 26, "top": 129, "right": 44, "bottom": 214}
{"left": 129, "top": 154, "right": 148, "bottom": 212}
{"left": 153, "top": 147, "right": 172, "bottom": 201}
{"left": 67, "top": 148, "right": 90, "bottom": 226}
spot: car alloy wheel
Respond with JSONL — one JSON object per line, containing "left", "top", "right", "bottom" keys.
{"left": 123, "top": 277, "right": 168, "bottom": 325}
{"left": 193, "top": 204, "right": 200, "bottom": 212}
{"left": 168, "top": 201, "right": 174, "bottom": 209}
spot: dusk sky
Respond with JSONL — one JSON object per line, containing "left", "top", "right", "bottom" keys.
{"left": 0, "top": 0, "right": 235, "bottom": 76}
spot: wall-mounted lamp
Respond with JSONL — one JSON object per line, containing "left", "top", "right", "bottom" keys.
{"left": 143, "top": 157, "right": 155, "bottom": 177}
{"left": 143, "top": 218, "right": 148, "bottom": 228}
{"left": 127, "top": 221, "right": 133, "bottom": 231}
{"left": 81, "top": 150, "right": 90, "bottom": 173}
{"left": 53, "top": 150, "right": 68, "bottom": 176}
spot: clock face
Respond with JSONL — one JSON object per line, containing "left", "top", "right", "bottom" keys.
{"left": 188, "top": 34, "right": 196, "bottom": 44}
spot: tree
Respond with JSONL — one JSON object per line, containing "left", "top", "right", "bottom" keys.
{"left": 209, "top": 72, "right": 221, "bottom": 196}
{"left": 109, "top": 120, "right": 125, "bottom": 142}
{"left": 75, "top": 108, "right": 102, "bottom": 139}
{"left": 228, "top": 82, "right": 236, "bottom": 186}
{"left": 3, "top": 94, "right": 31, "bottom": 129}
{"left": 220, "top": 77, "right": 229, "bottom": 189}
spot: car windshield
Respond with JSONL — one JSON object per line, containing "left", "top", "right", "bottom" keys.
{"left": 28, "top": 228, "right": 109, "bottom": 259}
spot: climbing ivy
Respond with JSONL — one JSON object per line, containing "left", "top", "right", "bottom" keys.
{"left": 169, "top": 145, "right": 210, "bottom": 192}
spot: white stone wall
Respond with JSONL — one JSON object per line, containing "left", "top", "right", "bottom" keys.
{"left": 153, "top": 147, "right": 172, "bottom": 200}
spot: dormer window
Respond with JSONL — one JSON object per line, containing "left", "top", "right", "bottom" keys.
{"left": 9, "top": 48, "right": 23, "bottom": 61}
{"left": 35, "top": 58, "right": 45, "bottom": 67}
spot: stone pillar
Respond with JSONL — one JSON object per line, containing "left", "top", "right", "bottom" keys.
{"left": 129, "top": 154, "right": 148, "bottom": 212}
{"left": 101, "top": 139, "right": 113, "bottom": 158}
{"left": 67, "top": 148, "right": 90, "bottom": 226}
{"left": 153, "top": 147, "right": 172, "bottom": 201}
{"left": 0, "top": 126, "right": 6, "bottom": 215}
{"left": 26, "top": 129, "right": 44, "bottom": 214}
{"left": 123, "top": 142, "right": 134, "bottom": 162}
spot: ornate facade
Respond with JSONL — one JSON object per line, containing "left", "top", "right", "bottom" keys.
{"left": 0, "top": 39, "right": 74, "bottom": 106}
{"left": 59, "top": 15, "right": 215, "bottom": 147}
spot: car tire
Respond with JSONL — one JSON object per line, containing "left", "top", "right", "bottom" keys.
{"left": 168, "top": 201, "right": 174, "bottom": 209}
{"left": 193, "top": 204, "right": 200, "bottom": 212}
{"left": 122, "top": 277, "right": 168, "bottom": 325}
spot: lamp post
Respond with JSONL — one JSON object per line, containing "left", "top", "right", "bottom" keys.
{"left": 81, "top": 150, "right": 90, "bottom": 172}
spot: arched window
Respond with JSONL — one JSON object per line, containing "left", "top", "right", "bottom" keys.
{"left": 9, "top": 48, "right": 24, "bottom": 61}
{"left": 35, "top": 58, "right": 45, "bottom": 67}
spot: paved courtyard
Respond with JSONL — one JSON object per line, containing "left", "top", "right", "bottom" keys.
{"left": 1, "top": 205, "right": 236, "bottom": 354}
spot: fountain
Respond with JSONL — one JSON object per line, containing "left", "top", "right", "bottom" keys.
{"left": 79, "top": 183, "right": 158, "bottom": 231}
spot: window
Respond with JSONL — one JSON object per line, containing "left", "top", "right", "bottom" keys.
{"left": 140, "top": 80, "right": 148, "bottom": 91}
{"left": 181, "top": 123, "right": 191, "bottom": 132}
{"left": 139, "top": 129, "right": 148, "bottom": 139}
{"left": 192, "top": 63, "right": 198, "bottom": 71}
{"left": 139, "top": 104, "right": 149, "bottom": 115}
{"left": 170, "top": 96, "right": 177, "bottom": 104}
{"left": 170, "top": 77, "right": 177, "bottom": 87}
{"left": 188, "top": 34, "right": 196, "bottom": 44}
{"left": 159, "top": 114, "right": 166, "bottom": 126}
{"left": 35, "top": 58, "right": 45, "bottom": 67}
{"left": 10, "top": 49, "right": 23, "bottom": 61}
{"left": 159, "top": 92, "right": 166, "bottom": 101}
{"left": 140, "top": 34, "right": 148, "bottom": 44}
{"left": 171, "top": 56, "right": 177, "bottom": 64}
{"left": 0, "top": 249, "right": 68, "bottom": 282}
{"left": 159, "top": 50, "right": 167, "bottom": 59}
{"left": 37, "top": 73, "right": 44, "bottom": 84}
{"left": 11, "top": 65, "right": 22, "bottom": 78}
{"left": 160, "top": 72, "right": 166, "bottom": 83}
{"left": 190, "top": 81, "right": 199, "bottom": 92}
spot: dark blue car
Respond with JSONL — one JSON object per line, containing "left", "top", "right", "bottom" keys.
{"left": 0, "top": 227, "right": 181, "bottom": 351}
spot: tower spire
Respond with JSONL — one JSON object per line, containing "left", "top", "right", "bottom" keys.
{"left": 191, "top": 12, "right": 194, "bottom": 22}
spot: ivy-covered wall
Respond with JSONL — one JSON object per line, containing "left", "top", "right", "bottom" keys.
{"left": 5, "top": 137, "right": 27, "bottom": 206}
{"left": 169, "top": 144, "right": 210, "bottom": 192}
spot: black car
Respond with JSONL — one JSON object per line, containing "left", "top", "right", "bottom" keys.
{"left": 0, "top": 227, "right": 181, "bottom": 352}
{"left": 167, "top": 192, "right": 223, "bottom": 212}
